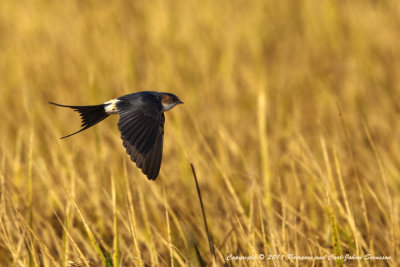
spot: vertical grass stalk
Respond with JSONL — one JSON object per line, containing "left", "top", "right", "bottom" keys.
{"left": 123, "top": 164, "right": 143, "bottom": 266}
{"left": 329, "top": 202, "right": 343, "bottom": 267}
{"left": 112, "top": 175, "right": 120, "bottom": 267}
{"left": 257, "top": 90, "right": 271, "bottom": 208}
{"left": 190, "top": 163, "right": 216, "bottom": 264}
{"left": 69, "top": 192, "right": 108, "bottom": 266}
{"left": 163, "top": 186, "right": 174, "bottom": 267}
{"left": 27, "top": 132, "right": 34, "bottom": 267}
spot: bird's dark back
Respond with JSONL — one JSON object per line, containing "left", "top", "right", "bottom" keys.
{"left": 117, "top": 91, "right": 163, "bottom": 112}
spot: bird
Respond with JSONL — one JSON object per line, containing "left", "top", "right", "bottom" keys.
{"left": 50, "top": 91, "right": 183, "bottom": 180}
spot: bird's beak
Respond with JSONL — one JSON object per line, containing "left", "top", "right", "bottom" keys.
{"left": 178, "top": 101, "right": 184, "bottom": 104}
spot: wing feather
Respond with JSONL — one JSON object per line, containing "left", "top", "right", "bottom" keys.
{"left": 117, "top": 97, "right": 164, "bottom": 180}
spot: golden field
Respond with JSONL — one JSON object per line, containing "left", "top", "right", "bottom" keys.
{"left": 0, "top": 0, "right": 399, "bottom": 266}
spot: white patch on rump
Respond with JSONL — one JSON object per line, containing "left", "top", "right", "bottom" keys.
{"left": 104, "top": 99, "right": 120, "bottom": 114}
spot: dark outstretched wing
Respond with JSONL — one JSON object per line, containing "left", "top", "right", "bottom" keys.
{"left": 117, "top": 98, "right": 164, "bottom": 180}
{"left": 122, "top": 114, "right": 164, "bottom": 180}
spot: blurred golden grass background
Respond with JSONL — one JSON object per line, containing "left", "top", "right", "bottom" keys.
{"left": 1, "top": 0, "right": 400, "bottom": 266}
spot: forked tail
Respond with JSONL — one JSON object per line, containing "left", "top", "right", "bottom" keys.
{"left": 49, "top": 102, "right": 110, "bottom": 139}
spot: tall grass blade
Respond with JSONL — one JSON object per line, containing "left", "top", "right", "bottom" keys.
{"left": 68, "top": 191, "right": 108, "bottom": 266}
{"left": 53, "top": 209, "right": 91, "bottom": 267}
{"left": 163, "top": 186, "right": 174, "bottom": 267}
{"left": 123, "top": 163, "right": 143, "bottom": 266}
{"left": 27, "top": 132, "right": 34, "bottom": 267}
{"left": 111, "top": 175, "right": 120, "bottom": 267}
{"left": 6, "top": 197, "right": 61, "bottom": 267}
{"left": 329, "top": 205, "right": 343, "bottom": 267}
{"left": 190, "top": 163, "right": 216, "bottom": 264}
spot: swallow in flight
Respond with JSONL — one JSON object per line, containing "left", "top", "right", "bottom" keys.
{"left": 50, "top": 91, "right": 183, "bottom": 180}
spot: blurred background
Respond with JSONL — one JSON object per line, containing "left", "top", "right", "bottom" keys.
{"left": 0, "top": 0, "right": 399, "bottom": 266}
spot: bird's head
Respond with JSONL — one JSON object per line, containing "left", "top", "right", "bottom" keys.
{"left": 160, "top": 93, "right": 183, "bottom": 111}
